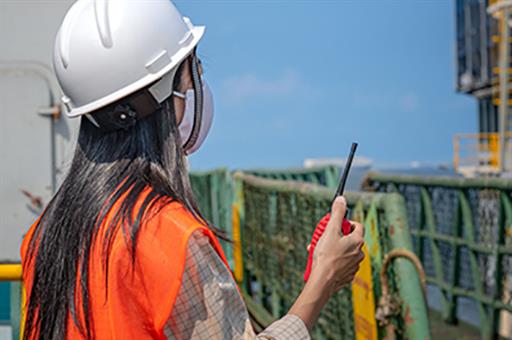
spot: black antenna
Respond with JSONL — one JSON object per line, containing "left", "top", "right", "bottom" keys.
{"left": 331, "top": 142, "right": 358, "bottom": 206}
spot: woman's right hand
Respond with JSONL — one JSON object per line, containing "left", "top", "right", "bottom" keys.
{"left": 288, "top": 196, "right": 365, "bottom": 331}
{"left": 309, "top": 196, "right": 365, "bottom": 296}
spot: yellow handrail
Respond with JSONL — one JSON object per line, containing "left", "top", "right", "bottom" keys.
{"left": 0, "top": 264, "right": 22, "bottom": 281}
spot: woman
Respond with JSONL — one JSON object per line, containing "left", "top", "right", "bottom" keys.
{"left": 21, "top": 1, "right": 365, "bottom": 339}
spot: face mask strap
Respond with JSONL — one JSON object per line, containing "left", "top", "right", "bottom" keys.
{"left": 182, "top": 54, "right": 204, "bottom": 153}
{"left": 172, "top": 91, "right": 186, "bottom": 99}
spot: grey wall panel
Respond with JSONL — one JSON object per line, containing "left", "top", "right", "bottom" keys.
{"left": 0, "top": 1, "right": 74, "bottom": 62}
{"left": 0, "top": 76, "right": 52, "bottom": 261}
{"left": 0, "top": 0, "right": 78, "bottom": 262}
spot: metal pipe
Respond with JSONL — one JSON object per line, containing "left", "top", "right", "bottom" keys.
{"left": 380, "top": 248, "right": 427, "bottom": 298}
{"left": 0, "top": 60, "right": 61, "bottom": 193}
{"left": 498, "top": 7, "right": 510, "bottom": 173}
{"left": 377, "top": 248, "right": 427, "bottom": 340}
{"left": 481, "top": 0, "right": 490, "bottom": 84}
{"left": 363, "top": 171, "right": 512, "bottom": 190}
{"left": 381, "top": 194, "right": 431, "bottom": 339}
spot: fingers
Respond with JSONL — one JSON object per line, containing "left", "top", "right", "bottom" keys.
{"left": 341, "top": 222, "right": 364, "bottom": 254}
{"left": 333, "top": 264, "right": 362, "bottom": 292}
{"left": 348, "top": 221, "right": 364, "bottom": 239}
{"left": 356, "top": 248, "right": 365, "bottom": 263}
{"left": 328, "top": 196, "right": 347, "bottom": 233}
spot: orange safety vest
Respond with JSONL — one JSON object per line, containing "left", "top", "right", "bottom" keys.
{"left": 21, "top": 188, "right": 228, "bottom": 339}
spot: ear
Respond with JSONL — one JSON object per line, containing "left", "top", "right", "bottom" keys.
{"left": 173, "top": 94, "right": 186, "bottom": 125}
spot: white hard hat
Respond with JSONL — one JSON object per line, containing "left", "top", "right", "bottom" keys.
{"left": 53, "top": 0, "right": 204, "bottom": 117}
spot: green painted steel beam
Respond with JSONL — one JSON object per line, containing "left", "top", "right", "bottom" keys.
{"left": 409, "top": 230, "right": 512, "bottom": 255}
{"left": 383, "top": 193, "right": 431, "bottom": 339}
{"left": 492, "top": 193, "right": 511, "bottom": 336}
{"left": 234, "top": 172, "right": 384, "bottom": 207}
{"left": 424, "top": 277, "right": 512, "bottom": 312}
{"left": 365, "top": 172, "right": 512, "bottom": 190}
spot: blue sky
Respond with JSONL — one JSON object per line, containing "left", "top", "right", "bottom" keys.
{"left": 175, "top": 0, "right": 476, "bottom": 170}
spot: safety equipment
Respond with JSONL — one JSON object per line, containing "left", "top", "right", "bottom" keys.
{"left": 177, "top": 80, "right": 214, "bottom": 154}
{"left": 21, "top": 188, "right": 229, "bottom": 339}
{"left": 53, "top": 0, "right": 204, "bottom": 117}
{"left": 304, "top": 143, "right": 358, "bottom": 281}
{"left": 303, "top": 213, "right": 352, "bottom": 282}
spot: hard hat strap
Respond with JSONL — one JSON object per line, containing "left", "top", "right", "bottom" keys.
{"left": 88, "top": 86, "right": 162, "bottom": 132}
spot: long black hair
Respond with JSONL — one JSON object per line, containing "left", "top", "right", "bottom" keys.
{"left": 23, "top": 58, "right": 208, "bottom": 339}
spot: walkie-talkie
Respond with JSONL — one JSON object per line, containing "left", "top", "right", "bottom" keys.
{"left": 303, "top": 142, "right": 358, "bottom": 282}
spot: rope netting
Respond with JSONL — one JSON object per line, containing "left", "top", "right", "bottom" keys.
{"left": 241, "top": 177, "right": 354, "bottom": 339}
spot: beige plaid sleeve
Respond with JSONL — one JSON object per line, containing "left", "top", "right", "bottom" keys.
{"left": 163, "top": 230, "right": 310, "bottom": 340}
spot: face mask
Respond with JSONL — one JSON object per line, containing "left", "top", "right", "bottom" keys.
{"left": 176, "top": 79, "right": 214, "bottom": 155}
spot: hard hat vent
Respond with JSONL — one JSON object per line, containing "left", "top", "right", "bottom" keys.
{"left": 58, "top": 0, "right": 89, "bottom": 68}
{"left": 94, "top": 0, "right": 113, "bottom": 48}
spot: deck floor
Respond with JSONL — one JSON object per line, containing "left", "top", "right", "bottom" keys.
{"left": 429, "top": 309, "right": 483, "bottom": 340}
{"left": 0, "top": 310, "right": 498, "bottom": 340}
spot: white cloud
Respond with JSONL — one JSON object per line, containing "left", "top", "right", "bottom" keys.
{"left": 351, "top": 92, "right": 391, "bottom": 110}
{"left": 398, "top": 93, "right": 420, "bottom": 112}
{"left": 350, "top": 90, "right": 420, "bottom": 113}
{"left": 220, "top": 70, "right": 307, "bottom": 106}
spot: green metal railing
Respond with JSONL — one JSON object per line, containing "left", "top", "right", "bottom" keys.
{"left": 234, "top": 172, "right": 430, "bottom": 339}
{"left": 190, "top": 168, "right": 233, "bottom": 266}
{"left": 363, "top": 172, "right": 512, "bottom": 339}
{"left": 245, "top": 165, "right": 340, "bottom": 189}
{"left": 190, "top": 168, "right": 233, "bottom": 233}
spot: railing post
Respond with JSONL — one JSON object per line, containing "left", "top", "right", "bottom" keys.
{"left": 444, "top": 190, "right": 464, "bottom": 324}
{"left": 325, "top": 165, "right": 339, "bottom": 189}
{"left": 458, "top": 191, "right": 492, "bottom": 338}
{"left": 494, "top": 192, "right": 511, "bottom": 338}
{"left": 232, "top": 172, "right": 246, "bottom": 286}
{"left": 419, "top": 187, "right": 453, "bottom": 322}
{"left": 352, "top": 200, "right": 380, "bottom": 340}
{"left": 383, "top": 193, "right": 431, "bottom": 339}
{"left": 268, "top": 192, "right": 281, "bottom": 319}
{"left": 209, "top": 171, "right": 220, "bottom": 227}
{"left": 10, "top": 282, "right": 21, "bottom": 340}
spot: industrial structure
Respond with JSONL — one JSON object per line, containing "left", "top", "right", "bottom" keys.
{"left": 454, "top": 0, "right": 512, "bottom": 176}
{"left": 1, "top": 1, "right": 511, "bottom": 339}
